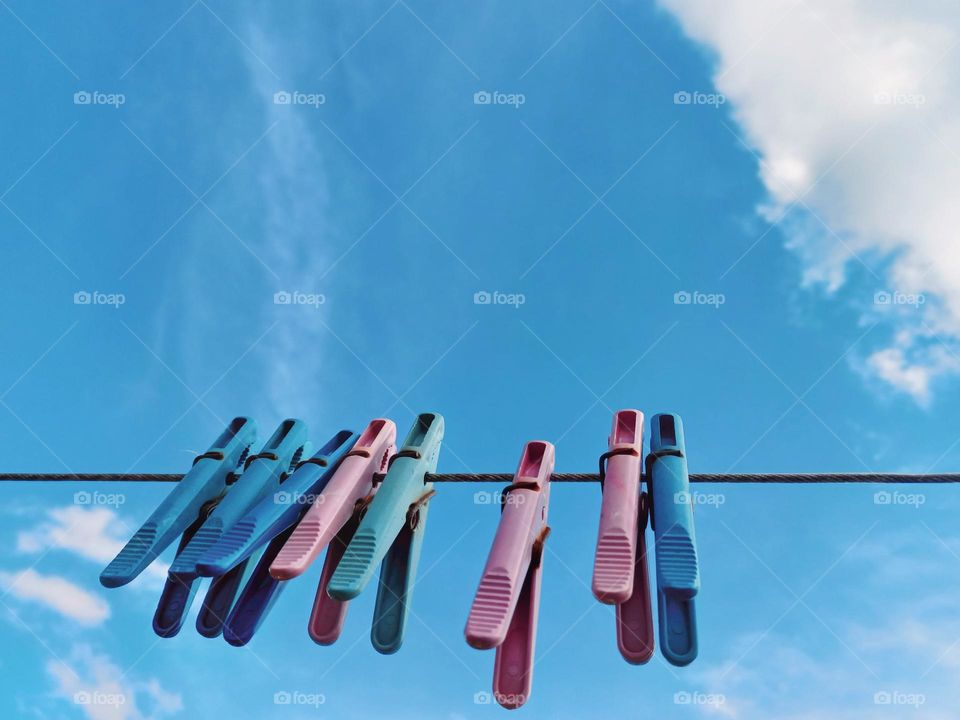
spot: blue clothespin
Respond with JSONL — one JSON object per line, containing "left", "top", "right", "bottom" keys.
{"left": 100, "top": 417, "right": 257, "bottom": 588}
{"left": 327, "top": 413, "right": 444, "bottom": 654}
{"left": 647, "top": 413, "right": 699, "bottom": 666}
{"left": 152, "top": 419, "right": 309, "bottom": 637}
{"left": 221, "top": 526, "right": 296, "bottom": 646}
{"left": 195, "top": 429, "right": 357, "bottom": 577}
{"left": 196, "top": 559, "right": 255, "bottom": 638}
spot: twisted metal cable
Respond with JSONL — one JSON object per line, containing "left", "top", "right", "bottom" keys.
{"left": 2, "top": 472, "right": 960, "bottom": 483}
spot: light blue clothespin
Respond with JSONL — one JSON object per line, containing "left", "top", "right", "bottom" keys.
{"left": 327, "top": 413, "right": 444, "bottom": 654}
{"left": 195, "top": 429, "right": 357, "bottom": 577}
{"left": 100, "top": 418, "right": 257, "bottom": 589}
{"left": 152, "top": 419, "right": 309, "bottom": 637}
{"left": 648, "top": 413, "right": 699, "bottom": 666}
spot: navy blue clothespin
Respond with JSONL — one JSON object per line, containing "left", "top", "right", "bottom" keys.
{"left": 100, "top": 418, "right": 257, "bottom": 588}
{"left": 327, "top": 413, "right": 444, "bottom": 654}
{"left": 647, "top": 413, "right": 699, "bottom": 666}
{"left": 195, "top": 429, "right": 357, "bottom": 577}
{"left": 153, "top": 419, "right": 309, "bottom": 638}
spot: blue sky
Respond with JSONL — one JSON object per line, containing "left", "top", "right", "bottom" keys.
{"left": 3, "top": 1, "right": 960, "bottom": 718}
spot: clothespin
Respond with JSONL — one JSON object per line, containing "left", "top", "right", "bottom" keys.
{"left": 153, "top": 419, "right": 309, "bottom": 638}
{"left": 594, "top": 409, "right": 654, "bottom": 664}
{"left": 268, "top": 419, "right": 396, "bottom": 646}
{"left": 648, "top": 413, "right": 699, "bottom": 666}
{"left": 100, "top": 417, "right": 257, "bottom": 588}
{"left": 270, "top": 419, "right": 397, "bottom": 580}
{"left": 465, "top": 441, "right": 553, "bottom": 710}
{"left": 326, "top": 413, "right": 444, "bottom": 655}
{"left": 195, "top": 429, "right": 357, "bottom": 577}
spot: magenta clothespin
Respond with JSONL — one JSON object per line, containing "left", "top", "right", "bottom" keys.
{"left": 465, "top": 441, "right": 553, "bottom": 710}
{"left": 269, "top": 419, "right": 396, "bottom": 644}
{"left": 593, "top": 409, "right": 644, "bottom": 603}
{"left": 616, "top": 492, "right": 655, "bottom": 664}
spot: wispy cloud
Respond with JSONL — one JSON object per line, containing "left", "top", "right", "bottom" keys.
{"left": 0, "top": 569, "right": 108, "bottom": 625}
{"left": 661, "top": 0, "right": 960, "bottom": 403}
{"left": 47, "top": 644, "right": 182, "bottom": 720}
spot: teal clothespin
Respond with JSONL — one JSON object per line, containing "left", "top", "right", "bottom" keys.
{"left": 100, "top": 417, "right": 257, "bottom": 588}
{"left": 648, "top": 413, "right": 699, "bottom": 666}
{"left": 152, "top": 419, "right": 309, "bottom": 637}
{"left": 327, "top": 413, "right": 444, "bottom": 654}
{"left": 195, "top": 429, "right": 357, "bottom": 577}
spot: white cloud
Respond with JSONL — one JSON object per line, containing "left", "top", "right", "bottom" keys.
{"left": 17, "top": 506, "right": 168, "bottom": 585}
{"left": 47, "top": 644, "right": 182, "bottom": 720}
{"left": 660, "top": 0, "right": 960, "bottom": 403}
{"left": 0, "top": 569, "right": 108, "bottom": 626}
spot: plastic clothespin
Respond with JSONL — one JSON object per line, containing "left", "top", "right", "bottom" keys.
{"left": 465, "top": 441, "right": 553, "bottom": 710}
{"left": 593, "top": 409, "right": 655, "bottom": 664}
{"left": 195, "top": 429, "right": 357, "bottom": 578}
{"left": 270, "top": 419, "right": 397, "bottom": 580}
{"left": 267, "top": 419, "right": 396, "bottom": 646}
{"left": 100, "top": 417, "right": 257, "bottom": 588}
{"left": 593, "top": 409, "right": 644, "bottom": 603}
{"left": 222, "top": 525, "right": 297, "bottom": 646}
{"left": 153, "top": 419, "right": 309, "bottom": 638}
{"left": 326, "top": 413, "right": 444, "bottom": 655}
{"left": 648, "top": 413, "right": 699, "bottom": 666}
{"left": 615, "top": 492, "right": 655, "bottom": 664}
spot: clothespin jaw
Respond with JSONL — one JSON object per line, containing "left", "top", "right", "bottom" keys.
{"left": 168, "top": 419, "right": 309, "bottom": 583}
{"left": 615, "top": 492, "right": 655, "bottom": 664}
{"left": 152, "top": 420, "right": 308, "bottom": 638}
{"left": 593, "top": 409, "right": 644, "bottom": 604}
{"left": 648, "top": 413, "right": 699, "bottom": 666}
{"left": 195, "top": 429, "right": 357, "bottom": 578}
{"left": 465, "top": 441, "right": 554, "bottom": 710}
{"left": 100, "top": 417, "right": 257, "bottom": 589}
{"left": 270, "top": 418, "right": 397, "bottom": 581}
{"left": 196, "top": 558, "right": 255, "bottom": 638}
{"left": 326, "top": 413, "right": 444, "bottom": 655}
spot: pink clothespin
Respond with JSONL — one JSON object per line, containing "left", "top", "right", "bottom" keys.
{"left": 594, "top": 409, "right": 654, "bottom": 663}
{"left": 269, "top": 418, "right": 396, "bottom": 644}
{"left": 465, "top": 441, "right": 553, "bottom": 710}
